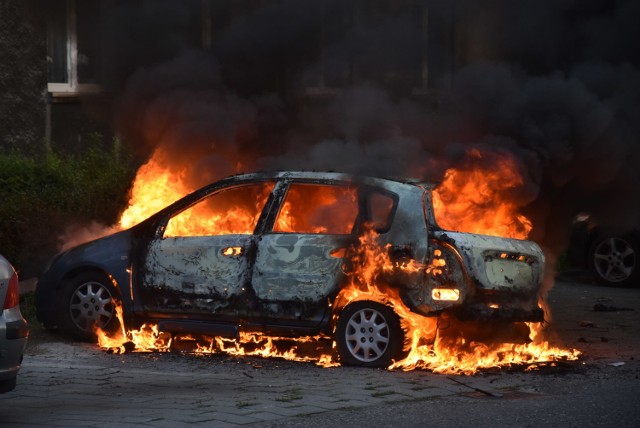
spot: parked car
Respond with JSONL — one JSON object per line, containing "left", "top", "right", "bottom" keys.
{"left": 568, "top": 214, "right": 639, "bottom": 287}
{"left": 36, "top": 171, "right": 545, "bottom": 367}
{"left": 0, "top": 254, "right": 29, "bottom": 392}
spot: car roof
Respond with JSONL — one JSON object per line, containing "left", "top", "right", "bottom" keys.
{"left": 225, "top": 170, "right": 433, "bottom": 189}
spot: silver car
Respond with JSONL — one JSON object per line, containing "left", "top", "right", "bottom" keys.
{"left": 0, "top": 254, "right": 28, "bottom": 392}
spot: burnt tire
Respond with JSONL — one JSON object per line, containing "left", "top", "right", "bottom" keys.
{"left": 336, "top": 300, "right": 404, "bottom": 368}
{"left": 57, "top": 272, "right": 120, "bottom": 341}
{"left": 588, "top": 235, "right": 640, "bottom": 287}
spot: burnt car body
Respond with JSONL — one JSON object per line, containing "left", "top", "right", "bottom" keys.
{"left": 36, "top": 171, "right": 544, "bottom": 366}
{"left": 568, "top": 214, "right": 640, "bottom": 287}
{"left": 0, "top": 254, "right": 29, "bottom": 393}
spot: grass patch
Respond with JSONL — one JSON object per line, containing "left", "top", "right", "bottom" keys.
{"left": 371, "top": 390, "right": 396, "bottom": 398}
{"left": 19, "top": 291, "right": 37, "bottom": 322}
{"left": 236, "top": 401, "right": 258, "bottom": 408}
{"left": 275, "top": 388, "right": 303, "bottom": 402}
{"left": 410, "top": 385, "right": 434, "bottom": 391}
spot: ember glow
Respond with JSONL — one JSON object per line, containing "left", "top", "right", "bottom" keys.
{"left": 96, "top": 148, "right": 580, "bottom": 374}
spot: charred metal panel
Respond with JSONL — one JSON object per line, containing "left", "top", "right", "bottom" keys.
{"left": 253, "top": 234, "right": 351, "bottom": 303}
{"left": 432, "top": 231, "right": 544, "bottom": 297}
{"left": 374, "top": 184, "right": 429, "bottom": 263}
{"left": 142, "top": 235, "right": 253, "bottom": 313}
{"left": 402, "top": 242, "right": 469, "bottom": 316}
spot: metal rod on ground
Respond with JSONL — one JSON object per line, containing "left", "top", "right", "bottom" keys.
{"left": 447, "top": 376, "right": 504, "bottom": 398}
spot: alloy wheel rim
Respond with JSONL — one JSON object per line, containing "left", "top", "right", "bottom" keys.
{"left": 69, "top": 281, "right": 114, "bottom": 332}
{"left": 345, "top": 308, "right": 390, "bottom": 362}
{"left": 593, "top": 237, "right": 636, "bottom": 283}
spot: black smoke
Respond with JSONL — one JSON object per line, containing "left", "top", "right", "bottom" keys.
{"left": 92, "top": 0, "right": 640, "bottom": 254}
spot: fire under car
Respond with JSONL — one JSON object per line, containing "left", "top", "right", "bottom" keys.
{"left": 36, "top": 171, "right": 545, "bottom": 367}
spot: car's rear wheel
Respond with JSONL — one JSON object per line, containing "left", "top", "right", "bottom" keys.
{"left": 589, "top": 235, "right": 640, "bottom": 287}
{"left": 57, "top": 272, "right": 120, "bottom": 341}
{"left": 336, "top": 300, "right": 404, "bottom": 368}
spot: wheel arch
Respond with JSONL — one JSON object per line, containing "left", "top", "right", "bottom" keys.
{"left": 57, "top": 266, "right": 121, "bottom": 296}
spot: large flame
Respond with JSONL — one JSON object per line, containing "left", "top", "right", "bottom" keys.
{"left": 96, "top": 148, "right": 580, "bottom": 374}
{"left": 119, "top": 151, "right": 190, "bottom": 230}
{"left": 432, "top": 148, "right": 532, "bottom": 240}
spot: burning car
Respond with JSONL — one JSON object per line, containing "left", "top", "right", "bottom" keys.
{"left": 36, "top": 171, "right": 544, "bottom": 367}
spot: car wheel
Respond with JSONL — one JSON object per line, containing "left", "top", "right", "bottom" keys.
{"left": 336, "top": 300, "right": 404, "bottom": 368}
{"left": 0, "top": 377, "right": 16, "bottom": 393}
{"left": 589, "top": 235, "right": 640, "bottom": 287}
{"left": 58, "top": 272, "right": 120, "bottom": 341}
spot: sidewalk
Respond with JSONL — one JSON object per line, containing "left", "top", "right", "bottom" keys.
{"left": 3, "top": 341, "right": 471, "bottom": 427}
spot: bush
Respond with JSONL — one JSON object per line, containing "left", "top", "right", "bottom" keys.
{"left": 0, "top": 139, "right": 136, "bottom": 277}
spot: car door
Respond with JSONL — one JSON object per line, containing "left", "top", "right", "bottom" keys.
{"left": 139, "top": 181, "right": 275, "bottom": 317}
{"left": 251, "top": 181, "right": 360, "bottom": 326}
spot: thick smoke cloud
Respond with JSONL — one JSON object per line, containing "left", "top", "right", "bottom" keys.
{"left": 96, "top": 0, "right": 640, "bottom": 254}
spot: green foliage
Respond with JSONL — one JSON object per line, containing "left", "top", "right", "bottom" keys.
{"left": 19, "top": 291, "right": 36, "bottom": 323}
{"left": 0, "top": 139, "right": 136, "bottom": 277}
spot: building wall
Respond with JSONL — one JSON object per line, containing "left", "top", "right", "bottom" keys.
{"left": 0, "top": 1, "right": 47, "bottom": 154}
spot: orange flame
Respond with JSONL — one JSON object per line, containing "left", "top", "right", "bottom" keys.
{"left": 119, "top": 151, "right": 189, "bottom": 230}
{"left": 432, "top": 149, "right": 532, "bottom": 239}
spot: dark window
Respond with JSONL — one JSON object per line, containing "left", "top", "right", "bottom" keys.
{"left": 367, "top": 191, "right": 395, "bottom": 231}
{"left": 46, "top": 0, "right": 104, "bottom": 91}
{"left": 76, "top": 1, "right": 102, "bottom": 84}
{"left": 46, "top": 2, "right": 69, "bottom": 84}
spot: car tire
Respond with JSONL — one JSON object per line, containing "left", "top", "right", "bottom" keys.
{"left": 336, "top": 300, "right": 404, "bottom": 368}
{"left": 0, "top": 377, "right": 17, "bottom": 393}
{"left": 57, "top": 271, "right": 120, "bottom": 341}
{"left": 588, "top": 234, "right": 640, "bottom": 287}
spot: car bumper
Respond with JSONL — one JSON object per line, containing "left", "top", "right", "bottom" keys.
{"left": 0, "top": 308, "right": 29, "bottom": 392}
{"left": 454, "top": 303, "right": 545, "bottom": 322}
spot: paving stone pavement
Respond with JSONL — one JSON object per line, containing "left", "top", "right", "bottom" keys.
{"left": 0, "top": 341, "right": 478, "bottom": 427}
{"left": 6, "top": 280, "right": 636, "bottom": 426}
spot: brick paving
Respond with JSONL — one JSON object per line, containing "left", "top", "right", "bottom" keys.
{"left": 0, "top": 341, "right": 471, "bottom": 427}
{"left": 6, "top": 280, "right": 636, "bottom": 426}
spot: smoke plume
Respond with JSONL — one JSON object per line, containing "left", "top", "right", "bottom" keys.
{"left": 90, "top": 0, "right": 640, "bottom": 254}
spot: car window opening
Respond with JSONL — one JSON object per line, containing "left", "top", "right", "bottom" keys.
{"left": 164, "top": 182, "right": 275, "bottom": 237}
{"left": 273, "top": 183, "right": 359, "bottom": 234}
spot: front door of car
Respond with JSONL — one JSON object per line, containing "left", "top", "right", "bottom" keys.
{"left": 251, "top": 182, "right": 359, "bottom": 326}
{"left": 140, "top": 181, "right": 275, "bottom": 317}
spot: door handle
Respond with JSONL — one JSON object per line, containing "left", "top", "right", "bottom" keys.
{"left": 222, "top": 246, "right": 244, "bottom": 257}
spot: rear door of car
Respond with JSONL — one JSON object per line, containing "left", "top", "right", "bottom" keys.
{"left": 139, "top": 181, "right": 276, "bottom": 317}
{"left": 250, "top": 180, "right": 360, "bottom": 327}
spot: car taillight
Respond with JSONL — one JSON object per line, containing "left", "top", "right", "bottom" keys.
{"left": 3, "top": 271, "right": 19, "bottom": 310}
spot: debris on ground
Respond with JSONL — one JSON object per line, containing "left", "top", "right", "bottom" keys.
{"left": 593, "top": 303, "right": 634, "bottom": 312}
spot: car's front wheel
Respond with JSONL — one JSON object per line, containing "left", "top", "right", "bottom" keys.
{"left": 57, "top": 272, "right": 120, "bottom": 341}
{"left": 336, "top": 300, "right": 404, "bottom": 367}
{"left": 589, "top": 235, "right": 640, "bottom": 287}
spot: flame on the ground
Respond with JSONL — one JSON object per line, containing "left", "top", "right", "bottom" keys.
{"left": 96, "top": 148, "right": 580, "bottom": 374}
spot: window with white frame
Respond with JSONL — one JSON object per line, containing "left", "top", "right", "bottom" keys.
{"left": 46, "top": 0, "right": 102, "bottom": 94}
